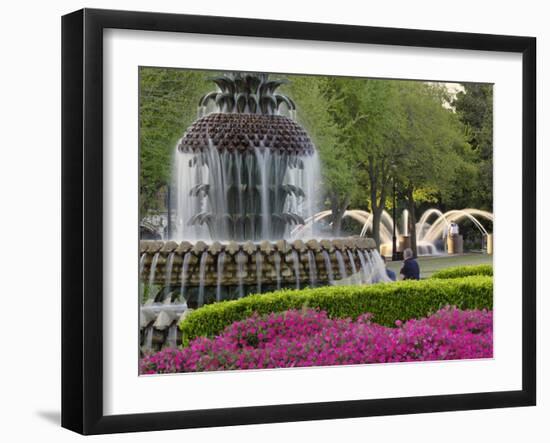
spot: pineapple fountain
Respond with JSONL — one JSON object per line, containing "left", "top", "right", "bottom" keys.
{"left": 139, "top": 73, "right": 384, "bottom": 351}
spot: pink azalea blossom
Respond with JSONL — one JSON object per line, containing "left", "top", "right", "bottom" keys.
{"left": 140, "top": 307, "right": 493, "bottom": 374}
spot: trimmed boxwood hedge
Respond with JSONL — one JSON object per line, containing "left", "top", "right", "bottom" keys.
{"left": 430, "top": 264, "right": 493, "bottom": 280}
{"left": 179, "top": 275, "right": 493, "bottom": 344}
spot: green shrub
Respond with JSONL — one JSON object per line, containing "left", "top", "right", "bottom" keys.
{"left": 430, "top": 264, "right": 493, "bottom": 280}
{"left": 179, "top": 276, "right": 493, "bottom": 343}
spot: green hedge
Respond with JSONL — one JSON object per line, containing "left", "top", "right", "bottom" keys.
{"left": 430, "top": 264, "right": 493, "bottom": 280}
{"left": 179, "top": 275, "right": 493, "bottom": 343}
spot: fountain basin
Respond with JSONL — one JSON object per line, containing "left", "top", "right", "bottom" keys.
{"left": 140, "top": 237, "right": 376, "bottom": 289}
{"left": 139, "top": 237, "right": 386, "bottom": 353}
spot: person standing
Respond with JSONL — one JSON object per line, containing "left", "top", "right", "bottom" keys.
{"left": 400, "top": 248, "right": 420, "bottom": 280}
{"left": 448, "top": 220, "right": 459, "bottom": 236}
{"left": 446, "top": 220, "right": 463, "bottom": 254}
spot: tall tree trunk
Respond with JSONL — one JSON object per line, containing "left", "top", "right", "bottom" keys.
{"left": 368, "top": 159, "right": 389, "bottom": 251}
{"left": 406, "top": 186, "right": 418, "bottom": 258}
{"left": 371, "top": 207, "right": 383, "bottom": 250}
{"left": 331, "top": 193, "right": 349, "bottom": 237}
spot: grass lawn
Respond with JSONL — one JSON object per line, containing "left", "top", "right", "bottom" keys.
{"left": 386, "top": 253, "right": 493, "bottom": 279}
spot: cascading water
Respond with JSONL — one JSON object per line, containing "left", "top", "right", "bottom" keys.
{"left": 307, "top": 250, "right": 317, "bottom": 287}
{"left": 256, "top": 146, "right": 272, "bottom": 240}
{"left": 322, "top": 250, "right": 334, "bottom": 284}
{"left": 174, "top": 152, "right": 210, "bottom": 241}
{"left": 142, "top": 325, "right": 154, "bottom": 353}
{"left": 273, "top": 252, "right": 282, "bottom": 290}
{"left": 216, "top": 252, "right": 225, "bottom": 302}
{"left": 335, "top": 250, "right": 348, "bottom": 280}
{"left": 369, "top": 250, "right": 391, "bottom": 283}
{"left": 236, "top": 251, "right": 246, "bottom": 298}
{"left": 139, "top": 253, "right": 146, "bottom": 300}
{"left": 174, "top": 147, "right": 321, "bottom": 242}
{"left": 357, "top": 250, "right": 371, "bottom": 283}
{"left": 402, "top": 209, "right": 409, "bottom": 237}
{"left": 347, "top": 250, "right": 359, "bottom": 284}
{"left": 179, "top": 252, "right": 192, "bottom": 302}
{"left": 147, "top": 253, "right": 160, "bottom": 302}
{"left": 164, "top": 252, "right": 175, "bottom": 296}
{"left": 255, "top": 252, "right": 263, "bottom": 293}
{"left": 290, "top": 250, "right": 300, "bottom": 289}
{"left": 197, "top": 251, "right": 209, "bottom": 307}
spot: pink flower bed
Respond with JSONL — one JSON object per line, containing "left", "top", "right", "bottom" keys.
{"left": 140, "top": 307, "right": 493, "bottom": 374}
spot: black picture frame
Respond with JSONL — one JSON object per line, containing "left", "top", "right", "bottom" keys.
{"left": 62, "top": 8, "right": 536, "bottom": 435}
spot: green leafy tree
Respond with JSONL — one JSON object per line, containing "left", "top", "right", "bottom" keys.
{"left": 351, "top": 80, "right": 404, "bottom": 248}
{"left": 395, "top": 82, "right": 467, "bottom": 256}
{"left": 139, "top": 68, "right": 211, "bottom": 216}
{"left": 285, "top": 76, "right": 362, "bottom": 235}
{"left": 452, "top": 84, "right": 493, "bottom": 210}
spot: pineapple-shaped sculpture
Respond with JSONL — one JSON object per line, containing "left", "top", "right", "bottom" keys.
{"left": 176, "top": 72, "right": 317, "bottom": 242}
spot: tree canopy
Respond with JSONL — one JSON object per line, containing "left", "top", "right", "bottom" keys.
{"left": 285, "top": 76, "right": 482, "bottom": 251}
{"left": 139, "top": 67, "right": 211, "bottom": 215}
{"left": 452, "top": 83, "right": 493, "bottom": 210}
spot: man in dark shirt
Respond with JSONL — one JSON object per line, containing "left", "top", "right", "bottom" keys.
{"left": 400, "top": 248, "right": 420, "bottom": 280}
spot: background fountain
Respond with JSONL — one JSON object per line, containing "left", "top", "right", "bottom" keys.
{"left": 139, "top": 73, "right": 384, "bottom": 351}
{"left": 295, "top": 207, "right": 493, "bottom": 256}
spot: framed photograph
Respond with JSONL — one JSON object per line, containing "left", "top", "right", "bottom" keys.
{"left": 62, "top": 8, "right": 536, "bottom": 435}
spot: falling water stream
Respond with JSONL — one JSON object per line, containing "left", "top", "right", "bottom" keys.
{"left": 291, "top": 250, "right": 300, "bottom": 289}
{"left": 139, "top": 253, "right": 146, "bottom": 300}
{"left": 147, "top": 253, "right": 160, "bottom": 301}
{"left": 273, "top": 252, "right": 282, "bottom": 289}
{"left": 370, "top": 250, "right": 391, "bottom": 283}
{"left": 255, "top": 146, "right": 272, "bottom": 241}
{"left": 402, "top": 209, "right": 409, "bottom": 237}
{"left": 347, "top": 250, "right": 359, "bottom": 284}
{"left": 322, "top": 250, "right": 334, "bottom": 284}
{"left": 173, "top": 146, "right": 321, "bottom": 242}
{"left": 143, "top": 325, "right": 154, "bottom": 352}
{"left": 179, "top": 252, "right": 192, "bottom": 302}
{"left": 163, "top": 253, "right": 175, "bottom": 303}
{"left": 307, "top": 250, "right": 317, "bottom": 287}
{"left": 237, "top": 251, "right": 246, "bottom": 298}
{"left": 216, "top": 252, "right": 225, "bottom": 302}
{"left": 357, "top": 250, "right": 371, "bottom": 284}
{"left": 335, "top": 250, "right": 347, "bottom": 280}
{"left": 255, "top": 252, "right": 263, "bottom": 293}
{"left": 197, "top": 252, "right": 209, "bottom": 307}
